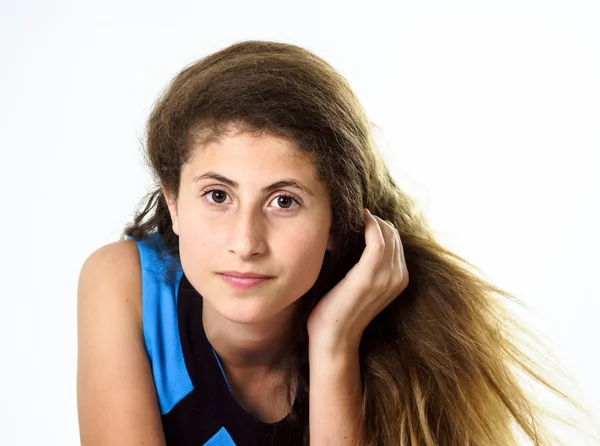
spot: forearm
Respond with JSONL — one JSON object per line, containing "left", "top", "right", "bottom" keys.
{"left": 308, "top": 345, "right": 364, "bottom": 445}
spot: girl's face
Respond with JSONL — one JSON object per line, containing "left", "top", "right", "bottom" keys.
{"left": 165, "top": 128, "right": 335, "bottom": 324}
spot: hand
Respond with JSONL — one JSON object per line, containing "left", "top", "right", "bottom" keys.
{"left": 307, "top": 208, "right": 409, "bottom": 353}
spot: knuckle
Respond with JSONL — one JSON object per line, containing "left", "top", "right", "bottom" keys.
{"left": 374, "top": 279, "right": 388, "bottom": 294}
{"left": 401, "top": 269, "right": 410, "bottom": 287}
{"left": 355, "top": 279, "right": 371, "bottom": 295}
{"left": 393, "top": 269, "right": 409, "bottom": 291}
{"left": 373, "top": 237, "right": 386, "bottom": 253}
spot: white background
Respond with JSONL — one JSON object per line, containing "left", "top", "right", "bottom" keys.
{"left": 1, "top": 0, "right": 598, "bottom": 444}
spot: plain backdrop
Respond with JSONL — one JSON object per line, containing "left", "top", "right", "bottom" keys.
{"left": 1, "top": 0, "right": 599, "bottom": 444}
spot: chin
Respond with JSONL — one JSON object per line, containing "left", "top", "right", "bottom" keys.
{"left": 210, "top": 296, "right": 283, "bottom": 324}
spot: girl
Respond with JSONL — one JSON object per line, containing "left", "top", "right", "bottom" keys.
{"left": 77, "top": 40, "right": 596, "bottom": 445}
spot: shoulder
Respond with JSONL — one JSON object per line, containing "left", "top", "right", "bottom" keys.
{"left": 82, "top": 238, "right": 141, "bottom": 267}
{"left": 80, "top": 238, "right": 141, "bottom": 273}
{"left": 78, "top": 239, "right": 142, "bottom": 324}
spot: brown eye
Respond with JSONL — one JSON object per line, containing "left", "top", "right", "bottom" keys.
{"left": 277, "top": 195, "right": 293, "bottom": 208}
{"left": 210, "top": 190, "right": 227, "bottom": 203}
{"left": 204, "top": 189, "right": 228, "bottom": 204}
{"left": 270, "top": 194, "right": 299, "bottom": 210}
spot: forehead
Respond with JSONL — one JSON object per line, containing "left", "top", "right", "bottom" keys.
{"left": 187, "top": 129, "right": 317, "bottom": 177}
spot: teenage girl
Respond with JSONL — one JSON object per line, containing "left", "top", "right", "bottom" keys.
{"left": 77, "top": 40, "right": 596, "bottom": 446}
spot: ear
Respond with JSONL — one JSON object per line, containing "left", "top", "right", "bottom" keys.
{"left": 162, "top": 187, "right": 180, "bottom": 236}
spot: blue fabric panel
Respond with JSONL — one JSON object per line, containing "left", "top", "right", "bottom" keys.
{"left": 128, "top": 232, "right": 193, "bottom": 415}
{"left": 204, "top": 427, "right": 237, "bottom": 446}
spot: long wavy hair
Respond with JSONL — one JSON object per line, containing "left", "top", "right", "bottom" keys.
{"left": 123, "top": 40, "right": 598, "bottom": 445}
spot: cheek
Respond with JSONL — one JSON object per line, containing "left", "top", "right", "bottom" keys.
{"left": 278, "top": 230, "right": 328, "bottom": 281}
{"left": 278, "top": 242, "right": 327, "bottom": 303}
{"left": 178, "top": 220, "right": 223, "bottom": 274}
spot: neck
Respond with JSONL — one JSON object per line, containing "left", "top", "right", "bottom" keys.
{"left": 202, "top": 297, "right": 298, "bottom": 373}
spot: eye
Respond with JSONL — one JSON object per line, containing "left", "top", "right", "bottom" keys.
{"left": 203, "top": 188, "right": 230, "bottom": 204}
{"left": 269, "top": 194, "right": 299, "bottom": 210}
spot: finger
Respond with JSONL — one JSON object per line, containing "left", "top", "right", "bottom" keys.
{"left": 381, "top": 219, "right": 399, "bottom": 269}
{"left": 399, "top": 235, "right": 409, "bottom": 285}
{"left": 378, "top": 218, "right": 409, "bottom": 292}
{"left": 372, "top": 215, "right": 397, "bottom": 271}
{"left": 393, "top": 227, "right": 409, "bottom": 288}
{"left": 359, "top": 209, "right": 387, "bottom": 274}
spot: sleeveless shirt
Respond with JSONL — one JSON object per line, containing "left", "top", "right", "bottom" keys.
{"left": 128, "top": 232, "right": 301, "bottom": 445}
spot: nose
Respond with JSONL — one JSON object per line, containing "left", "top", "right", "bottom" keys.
{"left": 227, "top": 207, "right": 268, "bottom": 260}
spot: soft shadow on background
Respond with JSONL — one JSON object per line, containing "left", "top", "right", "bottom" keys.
{"left": 1, "top": 0, "right": 598, "bottom": 444}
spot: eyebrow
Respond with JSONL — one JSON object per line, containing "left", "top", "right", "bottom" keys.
{"left": 192, "top": 171, "right": 315, "bottom": 197}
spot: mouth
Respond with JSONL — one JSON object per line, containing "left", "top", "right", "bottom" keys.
{"left": 217, "top": 271, "right": 274, "bottom": 279}
{"left": 217, "top": 273, "right": 274, "bottom": 290}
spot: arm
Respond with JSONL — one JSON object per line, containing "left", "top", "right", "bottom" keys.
{"left": 306, "top": 210, "right": 408, "bottom": 445}
{"left": 308, "top": 343, "right": 364, "bottom": 446}
{"left": 77, "top": 240, "right": 166, "bottom": 446}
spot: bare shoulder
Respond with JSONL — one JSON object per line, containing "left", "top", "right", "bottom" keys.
{"left": 77, "top": 239, "right": 165, "bottom": 446}
{"left": 78, "top": 239, "right": 143, "bottom": 321}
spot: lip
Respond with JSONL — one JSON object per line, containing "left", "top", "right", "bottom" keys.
{"left": 217, "top": 271, "right": 274, "bottom": 279}
{"left": 218, "top": 273, "right": 273, "bottom": 290}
